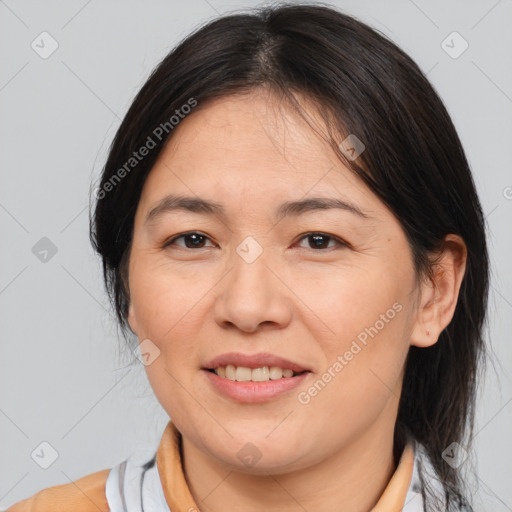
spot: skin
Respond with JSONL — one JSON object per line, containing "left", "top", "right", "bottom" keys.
{"left": 126, "top": 87, "right": 467, "bottom": 512}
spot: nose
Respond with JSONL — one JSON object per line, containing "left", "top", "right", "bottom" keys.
{"left": 213, "top": 248, "right": 292, "bottom": 333}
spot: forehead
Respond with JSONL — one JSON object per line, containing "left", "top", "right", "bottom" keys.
{"left": 137, "top": 90, "right": 383, "bottom": 219}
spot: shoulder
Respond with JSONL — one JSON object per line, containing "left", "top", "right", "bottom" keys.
{"left": 6, "top": 468, "right": 111, "bottom": 512}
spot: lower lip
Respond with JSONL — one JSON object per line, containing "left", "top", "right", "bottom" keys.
{"left": 202, "top": 369, "right": 311, "bottom": 403}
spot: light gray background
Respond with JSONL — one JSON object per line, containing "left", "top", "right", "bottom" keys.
{"left": 1, "top": 0, "right": 511, "bottom": 510}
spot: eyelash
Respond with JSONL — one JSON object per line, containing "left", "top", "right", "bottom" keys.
{"left": 162, "top": 231, "right": 349, "bottom": 251}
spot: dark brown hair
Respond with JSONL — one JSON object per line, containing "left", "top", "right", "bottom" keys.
{"left": 89, "top": 3, "right": 489, "bottom": 510}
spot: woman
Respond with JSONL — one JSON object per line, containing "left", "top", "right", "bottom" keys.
{"left": 9, "top": 2, "right": 487, "bottom": 511}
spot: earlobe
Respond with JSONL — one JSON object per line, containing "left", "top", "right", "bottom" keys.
{"left": 410, "top": 234, "right": 467, "bottom": 348}
{"left": 410, "top": 274, "right": 439, "bottom": 348}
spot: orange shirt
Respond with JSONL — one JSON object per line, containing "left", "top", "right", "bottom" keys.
{"left": 7, "top": 421, "right": 415, "bottom": 511}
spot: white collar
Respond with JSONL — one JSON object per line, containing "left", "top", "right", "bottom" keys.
{"left": 106, "top": 453, "right": 171, "bottom": 512}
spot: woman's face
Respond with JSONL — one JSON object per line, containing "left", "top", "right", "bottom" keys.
{"left": 127, "top": 88, "right": 421, "bottom": 473}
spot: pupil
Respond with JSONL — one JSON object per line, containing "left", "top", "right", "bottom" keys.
{"left": 311, "top": 234, "right": 328, "bottom": 249}
{"left": 186, "top": 234, "right": 205, "bottom": 248}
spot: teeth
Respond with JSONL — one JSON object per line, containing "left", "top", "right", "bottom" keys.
{"left": 214, "top": 365, "right": 298, "bottom": 381}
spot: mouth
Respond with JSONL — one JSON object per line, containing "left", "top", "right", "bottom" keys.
{"left": 202, "top": 352, "right": 311, "bottom": 377}
{"left": 205, "top": 366, "right": 310, "bottom": 382}
{"left": 201, "top": 352, "right": 312, "bottom": 402}
{"left": 202, "top": 366, "right": 311, "bottom": 403}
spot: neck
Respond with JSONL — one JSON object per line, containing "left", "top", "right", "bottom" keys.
{"left": 181, "top": 409, "right": 401, "bottom": 512}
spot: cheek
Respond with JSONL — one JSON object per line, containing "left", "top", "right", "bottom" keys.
{"left": 129, "top": 258, "right": 206, "bottom": 412}
{"left": 290, "top": 260, "right": 406, "bottom": 344}
{"left": 296, "top": 309, "right": 408, "bottom": 441}
{"left": 129, "top": 252, "right": 210, "bottom": 340}
{"left": 293, "top": 263, "right": 410, "bottom": 407}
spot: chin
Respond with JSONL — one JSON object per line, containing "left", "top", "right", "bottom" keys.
{"left": 208, "top": 435, "right": 306, "bottom": 475}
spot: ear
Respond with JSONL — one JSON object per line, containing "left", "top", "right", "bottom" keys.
{"left": 410, "top": 234, "right": 467, "bottom": 348}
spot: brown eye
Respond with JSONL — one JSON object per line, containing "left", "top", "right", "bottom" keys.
{"left": 164, "top": 232, "right": 215, "bottom": 249}
{"left": 296, "top": 232, "right": 347, "bottom": 250}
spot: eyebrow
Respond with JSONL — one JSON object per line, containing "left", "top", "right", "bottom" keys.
{"left": 144, "top": 194, "right": 371, "bottom": 225}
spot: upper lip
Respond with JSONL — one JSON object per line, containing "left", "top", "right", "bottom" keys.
{"left": 203, "top": 352, "right": 311, "bottom": 373}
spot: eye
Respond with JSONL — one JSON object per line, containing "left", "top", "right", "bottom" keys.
{"left": 162, "top": 231, "right": 348, "bottom": 251}
{"left": 163, "top": 231, "right": 216, "bottom": 249}
{"left": 295, "top": 232, "right": 348, "bottom": 250}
